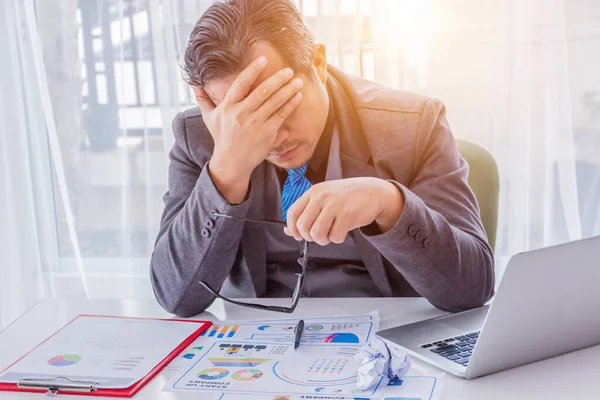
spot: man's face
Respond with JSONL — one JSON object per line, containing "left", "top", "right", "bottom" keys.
{"left": 203, "top": 41, "right": 330, "bottom": 170}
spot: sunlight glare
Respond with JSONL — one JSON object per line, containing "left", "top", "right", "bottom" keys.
{"left": 375, "top": 0, "right": 434, "bottom": 88}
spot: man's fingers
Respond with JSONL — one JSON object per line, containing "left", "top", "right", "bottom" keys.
{"left": 224, "top": 56, "right": 268, "bottom": 104}
{"left": 255, "top": 76, "right": 303, "bottom": 121}
{"left": 294, "top": 199, "right": 321, "bottom": 243}
{"left": 285, "top": 193, "right": 310, "bottom": 241}
{"left": 243, "top": 67, "right": 297, "bottom": 112}
{"left": 265, "top": 92, "right": 303, "bottom": 129}
{"left": 193, "top": 86, "right": 216, "bottom": 116}
{"left": 309, "top": 209, "right": 335, "bottom": 246}
{"left": 328, "top": 218, "right": 349, "bottom": 244}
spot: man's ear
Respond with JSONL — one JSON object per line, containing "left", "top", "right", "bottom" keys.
{"left": 312, "top": 43, "right": 327, "bottom": 83}
{"left": 191, "top": 85, "right": 205, "bottom": 102}
{"left": 191, "top": 85, "right": 216, "bottom": 113}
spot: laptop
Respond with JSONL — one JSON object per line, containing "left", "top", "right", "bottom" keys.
{"left": 376, "top": 235, "right": 600, "bottom": 379}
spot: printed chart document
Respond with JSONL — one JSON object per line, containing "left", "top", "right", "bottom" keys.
{"left": 201, "top": 319, "right": 376, "bottom": 345}
{"left": 166, "top": 370, "right": 443, "bottom": 400}
{"left": 216, "top": 372, "right": 444, "bottom": 400}
{"left": 165, "top": 313, "right": 388, "bottom": 398}
{"left": 166, "top": 314, "right": 379, "bottom": 371}
{"left": 170, "top": 341, "right": 386, "bottom": 398}
{"left": 0, "top": 315, "right": 206, "bottom": 389}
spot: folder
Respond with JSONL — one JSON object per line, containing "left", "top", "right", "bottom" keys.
{"left": 0, "top": 314, "right": 212, "bottom": 397}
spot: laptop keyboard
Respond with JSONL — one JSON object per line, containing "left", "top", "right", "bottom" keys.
{"left": 420, "top": 331, "right": 480, "bottom": 367}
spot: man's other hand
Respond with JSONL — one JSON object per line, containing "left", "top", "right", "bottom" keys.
{"left": 284, "top": 178, "right": 405, "bottom": 245}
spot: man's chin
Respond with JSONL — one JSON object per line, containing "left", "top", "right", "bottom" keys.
{"left": 268, "top": 158, "right": 305, "bottom": 170}
{"left": 267, "top": 154, "right": 310, "bottom": 170}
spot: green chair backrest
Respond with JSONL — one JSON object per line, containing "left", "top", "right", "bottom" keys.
{"left": 456, "top": 139, "right": 499, "bottom": 252}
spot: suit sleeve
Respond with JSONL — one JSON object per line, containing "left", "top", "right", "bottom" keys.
{"left": 150, "top": 112, "right": 253, "bottom": 317}
{"left": 361, "top": 99, "right": 495, "bottom": 312}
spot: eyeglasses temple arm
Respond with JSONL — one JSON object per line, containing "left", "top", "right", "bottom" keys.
{"left": 201, "top": 213, "right": 305, "bottom": 314}
{"left": 210, "top": 211, "right": 286, "bottom": 227}
{"left": 199, "top": 280, "right": 295, "bottom": 313}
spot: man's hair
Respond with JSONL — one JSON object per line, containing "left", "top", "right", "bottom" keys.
{"left": 183, "top": 0, "right": 315, "bottom": 87}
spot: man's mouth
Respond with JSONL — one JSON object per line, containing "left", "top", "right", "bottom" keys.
{"left": 270, "top": 144, "right": 299, "bottom": 161}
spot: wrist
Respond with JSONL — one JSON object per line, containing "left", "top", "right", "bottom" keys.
{"left": 209, "top": 156, "right": 252, "bottom": 184}
{"left": 208, "top": 158, "right": 252, "bottom": 205}
{"left": 375, "top": 180, "right": 404, "bottom": 233}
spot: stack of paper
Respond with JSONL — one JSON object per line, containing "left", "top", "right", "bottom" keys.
{"left": 164, "top": 313, "right": 444, "bottom": 400}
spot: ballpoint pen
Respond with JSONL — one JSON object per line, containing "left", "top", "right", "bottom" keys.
{"left": 294, "top": 319, "right": 304, "bottom": 350}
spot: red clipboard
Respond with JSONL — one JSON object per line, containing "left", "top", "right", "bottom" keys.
{"left": 0, "top": 314, "right": 212, "bottom": 397}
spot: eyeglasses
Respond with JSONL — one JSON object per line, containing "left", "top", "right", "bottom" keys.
{"left": 199, "top": 210, "right": 310, "bottom": 313}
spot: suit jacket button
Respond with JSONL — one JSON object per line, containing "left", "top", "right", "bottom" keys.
{"left": 201, "top": 228, "right": 211, "bottom": 238}
{"left": 408, "top": 225, "right": 417, "bottom": 236}
{"left": 209, "top": 209, "right": 219, "bottom": 220}
{"left": 423, "top": 238, "right": 431, "bottom": 248}
{"left": 205, "top": 219, "right": 215, "bottom": 228}
{"left": 415, "top": 231, "right": 425, "bottom": 241}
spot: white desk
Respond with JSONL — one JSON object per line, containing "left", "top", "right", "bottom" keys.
{"left": 1, "top": 298, "right": 599, "bottom": 399}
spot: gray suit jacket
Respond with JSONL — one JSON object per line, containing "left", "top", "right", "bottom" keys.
{"left": 150, "top": 65, "right": 495, "bottom": 317}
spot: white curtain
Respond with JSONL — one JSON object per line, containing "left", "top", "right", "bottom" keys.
{"left": 310, "top": 0, "right": 600, "bottom": 275}
{"left": 1, "top": 0, "right": 598, "bottom": 328}
{"left": 0, "top": 0, "right": 67, "bottom": 327}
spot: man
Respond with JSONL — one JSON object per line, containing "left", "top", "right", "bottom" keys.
{"left": 150, "top": 0, "right": 495, "bottom": 317}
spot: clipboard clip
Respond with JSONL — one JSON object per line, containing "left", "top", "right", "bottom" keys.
{"left": 18, "top": 376, "right": 98, "bottom": 396}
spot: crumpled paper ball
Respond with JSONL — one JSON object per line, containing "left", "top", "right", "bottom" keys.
{"left": 354, "top": 336, "right": 411, "bottom": 391}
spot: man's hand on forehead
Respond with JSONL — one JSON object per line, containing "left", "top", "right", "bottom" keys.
{"left": 193, "top": 55, "right": 304, "bottom": 192}
{"left": 196, "top": 58, "right": 273, "bottom": 105}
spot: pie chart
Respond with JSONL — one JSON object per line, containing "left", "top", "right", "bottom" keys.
{"left": 47, "top": 354, "right": 82, "bottom": 367}
{"left": 198, "top": 368, "right": 229, "bottom": 380}
{"left": 231, "top": 368, "right": 263, "bottom": 381}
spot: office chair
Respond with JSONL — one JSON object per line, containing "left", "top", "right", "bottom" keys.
{"left": 456, "top": 139, "right": 500, "bottom": 252}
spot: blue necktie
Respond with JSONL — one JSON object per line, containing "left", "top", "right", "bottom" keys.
{"left": 281, "top": 164, "right": 312, "bottom": 222}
